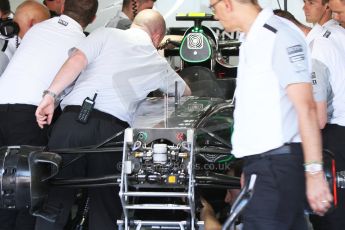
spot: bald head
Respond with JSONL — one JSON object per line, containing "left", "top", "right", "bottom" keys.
{"left": 131, "top": 9, "right": 166, "bottom": 48}
{"left": 14, "top": 0, "right": 50, "bottom": 38}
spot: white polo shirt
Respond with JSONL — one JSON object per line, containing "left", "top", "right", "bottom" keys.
{"left": 61, "top": 27, "right": 187, "bottom": 125}
{"left": 232, "top": 8, "right": 310, "bottom": 158}
{"left": 321, "top": 19, "right": 345, "bottom": 52}
{"left": 0, "top": 15, "right": 85, "bottom": 105}
{"left": 308, "top": 20, "right": 345, "bottom": 126}
{"left": 306, "top": 24, "right": 323, "bottom": 47}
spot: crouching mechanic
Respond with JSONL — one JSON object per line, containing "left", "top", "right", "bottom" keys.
{"left": 35, "top": 9, "right": 190, "bottom": 230}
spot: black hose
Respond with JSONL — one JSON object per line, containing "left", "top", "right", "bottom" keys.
{"left": 53, "top": 183, "right": 118, "bottom": 188}
{"left": 50, "top": 174, "right": 240, "bottom": 188}
{"left": 196, "top": 146, "right": 231, "bottom": 155}
{"left": 51, "top": 175, "right": 122, "bottom": 186}
{"left": 51, "top": 147, "right": 123, "bottom": 154}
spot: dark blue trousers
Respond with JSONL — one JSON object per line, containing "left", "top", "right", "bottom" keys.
{"left": 242, "top": 144, "right": 307, "bottom": 230}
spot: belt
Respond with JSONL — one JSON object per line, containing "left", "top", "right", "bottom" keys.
{"left": 0, "top": 104, "right": 37, "bottom": 112}
{"left": 63, "top": 105, "right": 129, "bottom": 127}
{"left": 243, "top": 143, "right": 302, "bottom": 161}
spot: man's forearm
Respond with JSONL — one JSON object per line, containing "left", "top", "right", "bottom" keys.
{"left": 48, "top": 49, "right": 87, "bottom": 95}
{"left": 298, "top": 104, "right": 323, "bottom": 164}
{"left": 316, "top": 101, "right": 328, "bottom": 129}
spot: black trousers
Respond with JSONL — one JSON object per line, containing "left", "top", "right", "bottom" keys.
{"left": 310, "top": 124, "right": 345, "bottom": 230}
{"left": 242, "top": 144, "right": 307, "bottom": 230}
{"left": 0, "top": 104, "right": 48, "bottom": 146}
{"left": 35, "top": 106, "right": 128, "bottom": 230}
{"left": 0, "top": 104, "right": 49, "bottom": 230}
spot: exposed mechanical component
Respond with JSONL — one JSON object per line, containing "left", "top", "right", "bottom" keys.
{"left": 126, "top": 139, "right": 190, "bottom": 186}
{"left": 119, "top": 128, "right": 197, "bottom": 229}
{"left": 0, "top": 146, "right": 61, "bottom": 221}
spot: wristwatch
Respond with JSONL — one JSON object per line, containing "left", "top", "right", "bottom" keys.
{"left": 42, "top": 90, "right": 58, "bottom": 101}
{"left": 304, "top": 162, "right": 323, "bottom": 174}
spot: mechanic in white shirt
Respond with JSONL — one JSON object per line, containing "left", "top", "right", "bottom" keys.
{"left": 0, "top": 0, "right": 97, "bottom": 145}
{"left": 303, "top": 0, "right": 345, "bottom": 229}
{"left": 106, "top": 0, "right": 156, "bottom": 29}
{"left": 303, "top": 0, "right": 345, "bottom": 128}
{"left": 35, "top": 9, "right": 190, "bottom": 230}
{"left": 0, "top": 2, "right": 50, "bottom": 230}
{"left": 210, "top": 0, "right": 332, "bottom": 229}
{"left": 0, "top": 0, "right": 97, "bottom": 229}
{"left": 304, "top": 0, "right": 345, "bottom": 52}
{"left": 0, "top": 1, "right": 50, "bottom": 76}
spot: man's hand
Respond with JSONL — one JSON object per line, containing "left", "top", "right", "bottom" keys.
{"left": 35, "top": 95, "right": 55, "bottom": 128}
{"left": 200, "top": 197, "right": 221, "bottom": 230}
{"left": 286, "top": 83, "right": 333, "bottom": 216}
{"left": 306, "top": 171, "right": 333, "bottom": 216}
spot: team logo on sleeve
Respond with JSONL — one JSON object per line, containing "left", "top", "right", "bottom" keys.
{"left": 287, "top": 45, "right": 303, "bottom": 55}
{"left": 287, "top": 45, "right": 305, "bottom": 62}
{"left": 286, "top": 45, "right": 307, "bottom": 72}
